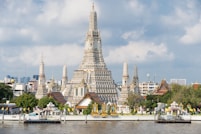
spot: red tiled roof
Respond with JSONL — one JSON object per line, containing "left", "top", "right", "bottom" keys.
{"left": 154, "top": 80, "right": 169, "bottom": 95}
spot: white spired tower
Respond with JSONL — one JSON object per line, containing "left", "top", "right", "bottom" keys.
{"left": 64, "top": 4, "right": 118, "bottom": 105}
{"left": 35, "top": 56, "right": 47, "bottom": 99}
{"left": 118, "top": 62, "right": 129, "bottom": 105}
{"left": 61, "top": 65, "right": 68, "bottom": 91}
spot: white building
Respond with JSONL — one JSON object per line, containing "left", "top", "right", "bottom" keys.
{"left": 170, "top": 79, "right": 186, "bottom": 85}
{"left": 13, "top": 83, "right": 26, "bottom": 96}
{"left": 139, "top": 81, "right": 159, "bottom": 96}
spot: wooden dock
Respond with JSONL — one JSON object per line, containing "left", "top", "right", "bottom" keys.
{"left": 155, "top": 120, "right": 191, "bottom": 123}
{"left": 24, "top": 120, "right": 61, "bottom": 124}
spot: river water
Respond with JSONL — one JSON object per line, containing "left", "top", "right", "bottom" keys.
{"left": 1, "top": 121, "right": 201, "bottom": 134}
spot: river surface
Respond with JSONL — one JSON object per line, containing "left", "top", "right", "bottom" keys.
{"left": 1, "top": 121, "right": 201, "bottom": 134}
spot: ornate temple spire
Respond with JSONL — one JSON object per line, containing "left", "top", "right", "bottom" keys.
{"left": 36, "top": 54, "right": 47, "bottom": 99}
{"left": 62, "top": 65, "right": 67, "bottom": 78}
{"left": 80, "top": 3, "right": 105, "bottom": 69}
{"left": 66, "top": 4, "right": 118, "bottom": 104}
{"left": 89, "top": 3, "right": 97, "bottom": 31}
{"left": 61, "top": 65, "right": 68, "bottom": 91}
{"left": 118, "top": 62, "right": 129, "bottom": 105}
{"left": 38, "top": 54, "right": 45, "bottom": 85}
{"left": 134, "top": 65, "right": 138, "bottom": 79}
{"left": 39, "top": 54, "right": 44, "bottom": 76}
{"left": 122, "top": 62, "right": 129, "bottom": 86}
{"left": 132, "top": 65, "right": 140, "bottom": 95}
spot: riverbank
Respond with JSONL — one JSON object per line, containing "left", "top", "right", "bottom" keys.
{"left": 1, "top": 114, "right": 201, "bottom": 122}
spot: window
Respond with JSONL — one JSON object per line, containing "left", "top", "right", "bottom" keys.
{"left": 76, "top": 88, "right": 78, "bottom": 96}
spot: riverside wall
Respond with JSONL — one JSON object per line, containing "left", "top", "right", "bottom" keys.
{"left": 1, "top": 114, "right": 201, "bottom": 122}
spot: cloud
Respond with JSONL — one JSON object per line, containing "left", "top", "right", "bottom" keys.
{"left": 128, "top": 0, "right": 145, "bottom": 16}
{"left": 180, "top": 21, "right": 201, "bottom": 45}
{"left": 2, "top": 44, "right": 83, "bottom": 67}
{"left": 0, "top": 0, "right": 94, "bottom": 46}
{"left": 105, "top": 41, "right": 174, "bottom": 64}
{"left": 121, "top": 29, "right": 145, "bottom": 40}
{"left": 161, "top": 8, "right": 192, "bottom": 26}
{"left": 36, "top": 0, "right": 92, "bottom": 26}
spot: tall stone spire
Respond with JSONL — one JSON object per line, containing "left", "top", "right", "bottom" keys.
{"left": 35, "top": 55, "right": 47, "bottom": 99}
{"left": 130, "top": 65, "right": 140, "bottom": 95}
{"left": 118, "top": 62, "right": 129, "bottom": 105}
{"left": 122, "top": 62, "right": 129, "bottom": 86}
{"left": 64, "top": 3, "right": 118, "bottom": 105}
{"left": 89, "top": 3, "right": 97, "bottom": 31}
{"left": 38, "top": 55, "right": 45, "bottom": 85}
{"left": 61, "top": 65, "right": 68, "bottom": 91}
{"left": 81, "top": 3, "right": 105, "bottom": 69}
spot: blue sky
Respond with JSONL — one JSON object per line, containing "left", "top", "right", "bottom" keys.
{"left": 0, "top": 0, "right": 201, "bottom": 84}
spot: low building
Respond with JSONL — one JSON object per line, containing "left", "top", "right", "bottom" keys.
{"left": 76, "top": 92, "right": 103, "bottom": 112}
{"left": 139, "top": 81, "right": 159, "bottom": 96}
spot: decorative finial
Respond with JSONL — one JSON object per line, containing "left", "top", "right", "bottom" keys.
{"left": 92, "top": 2, "right": 94, "bottom": 11}
{"left": 40, "top": 52, "right": 44, "bottom": 63}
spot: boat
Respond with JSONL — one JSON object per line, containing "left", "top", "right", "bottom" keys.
{"left": 24, "top": 119, "right": 61, "bottom": 124}
{"left": 155, "top": 114, "right": 191, "bottom": 123}
{"left": 24, "top": 110, "right": 61, "bottom": 124}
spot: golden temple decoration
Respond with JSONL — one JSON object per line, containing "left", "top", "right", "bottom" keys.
{"left": 101, "top": 103, "right": 108, "bottom": 118}
{"left": 91, "top": 103, "right": 99, "bottom": 117}
{"left": 110, "top": 104, "right": 118, "bottom": 117}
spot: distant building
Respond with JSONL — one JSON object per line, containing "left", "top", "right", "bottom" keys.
{"left": 4, "top": 75, "right": 18, "bottom": 83}
{"left": 27, "top": 80, "right": 38, "bottom": 93}
{"left": 20, "top": 77, "right": 30, "bottom": 84}
{"left": 13, "top": 83, "right": 26, "bottom": 96}
{"left": 33, "top": 75, "right": 39, "bottom": 80}
{"left": 139, "top": 81, "right": 159, "bottom": 96}
{"left": 170, "top": 79, "right": 186, "bottom": 85}
{"left": 192, "top": 82, "right": 201, "bottom": 90}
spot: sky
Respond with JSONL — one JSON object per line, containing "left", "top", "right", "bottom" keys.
{"left": 0, "top": 0, "right": 201, "bottom": 84}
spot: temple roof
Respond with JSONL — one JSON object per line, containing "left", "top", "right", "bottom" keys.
{"left": 76, "top": 92, "right": 103, "bottom": 109}
{"left": 153, "top": 80, "right": 169, "bottom": 95}
{"left": 48, "top": 92, "right": 66, "bottom": 104}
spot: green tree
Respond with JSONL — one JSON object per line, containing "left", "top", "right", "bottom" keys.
{"left": 145, "top": 95, "right": 158, "bottom": 112}
{"left": 83, "top": 103, "right": 93, "bottom": 115}
{"left": 37, "top": 96, "right": 58, "bottom": 108}
{"left": 126, "top": 91, "right": 144, "bottom": 110}
{"left": 15, "top": 93, "right": 38, "bottom": 113}
{"left": 0, "top": 83, "right": 13, "bottom": 102}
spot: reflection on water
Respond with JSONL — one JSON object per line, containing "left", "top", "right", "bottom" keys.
{"left": 1, "top": 121, "right": 201, "bottom": 134}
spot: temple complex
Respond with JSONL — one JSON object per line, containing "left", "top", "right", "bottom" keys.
{"left": 118, "top": 62, "right": 140, "bottom": 105}
{"left": 63, "top": 4, "right": 118, "bottom": 106}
